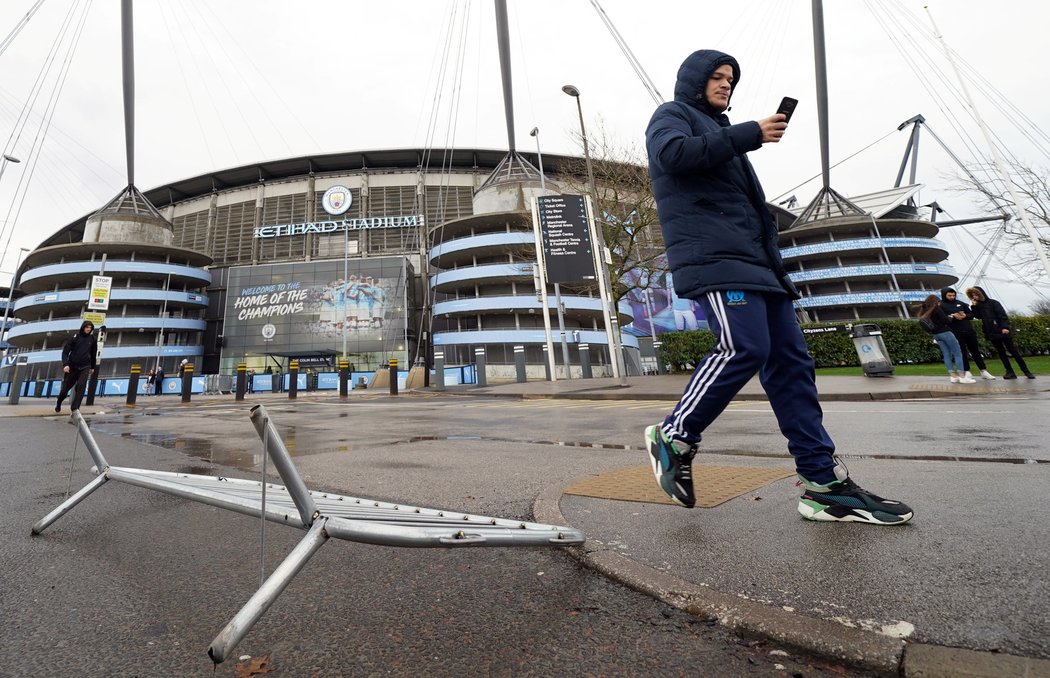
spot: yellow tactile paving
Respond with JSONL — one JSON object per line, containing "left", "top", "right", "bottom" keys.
{"left": 564, "top": 464, "right": 794, "bottom": 508}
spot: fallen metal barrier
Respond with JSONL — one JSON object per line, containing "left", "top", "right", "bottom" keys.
{"left": 31, "top": 405, "right": 585, "bottom": 664}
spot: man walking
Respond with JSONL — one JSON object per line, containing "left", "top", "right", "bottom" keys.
{"left": 55, "top": 320, "right": 98, "bottom": 413}
{"left": 643, "top": 49, "right": 912, "bottom": 525}
{"left": 939, "top": 287, "right": 996, "bottom": 380}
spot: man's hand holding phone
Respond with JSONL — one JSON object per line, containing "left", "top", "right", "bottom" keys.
{"left": 759, "top": 97, "right": 797, "bottom": 144}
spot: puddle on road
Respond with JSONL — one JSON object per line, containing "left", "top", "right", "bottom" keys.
{"left": 88, "top": 423, "right": 355, "bottom": 472}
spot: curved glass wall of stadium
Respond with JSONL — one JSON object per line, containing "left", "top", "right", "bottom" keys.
{"left": 8, "top": 243, "right": 211, "bottom": 379}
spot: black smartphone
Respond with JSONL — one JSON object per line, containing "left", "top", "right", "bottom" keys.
{"left": 776, "top": 97, "right": 798, "bottom": 122}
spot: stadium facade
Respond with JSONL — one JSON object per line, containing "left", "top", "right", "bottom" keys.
{"left": 1, "top": 148, "right": 960, "bottom": 391}
{"left": 3, "top": 148, "right": 638, "bottom": 384}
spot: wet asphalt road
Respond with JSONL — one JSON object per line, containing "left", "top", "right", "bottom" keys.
{"left": 1, "top": 410, "right": 865, "bottom": 678}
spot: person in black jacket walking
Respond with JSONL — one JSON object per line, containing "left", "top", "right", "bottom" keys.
{"left": 965, "top": 286, "right": 1034, "bottom": 379}
{"left": 939, "top": 287, "right": 996, "bottom": 380}
{"left": 55, "top": 320, "right": 98, "bottom": 413}
{"left": 643, "top": 49, "right": 911, "bottom": 525}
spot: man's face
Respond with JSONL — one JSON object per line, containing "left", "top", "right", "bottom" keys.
{"left": 946, "top": 292, "right": 956, "bottom": 302}
{"left": 82, "top": 324, "right": 93, "bottom": 334}
{"left": 705, "top": 64, "right": 734, "bottom": 111}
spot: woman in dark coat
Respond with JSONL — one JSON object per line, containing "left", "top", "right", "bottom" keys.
{"left": 965, "top": 286, "right": 1034, "bottom": 379}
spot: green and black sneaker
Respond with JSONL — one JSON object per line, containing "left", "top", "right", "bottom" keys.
{"left": 797, "top": 475, "right": 913, "bottom": 525}
{"left": 644, "top": 424, "right": 697, "bottom": 508}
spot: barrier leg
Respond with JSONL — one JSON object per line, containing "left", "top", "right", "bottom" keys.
{"left": 31, "top": 473, "right": 109, "bottom": 535}
{"left": 208, "top": 519, "right": 329, "bottom": 664}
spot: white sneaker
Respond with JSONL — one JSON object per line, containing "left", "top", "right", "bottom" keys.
{"left": 950, "top": 375, "right": 960, "bottom": 383}
{"left": 959, "top": 376, "right": 977, "bottom": 384}
{"left": 980, "top": 370, "right": 997, "bottom": 380}
{"left": 963, "top": 371, "right": 974, "bottom": 380}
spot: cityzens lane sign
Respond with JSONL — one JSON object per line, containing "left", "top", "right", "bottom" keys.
{"left": 253, "top": 215, "right": 425, "bottom": 239}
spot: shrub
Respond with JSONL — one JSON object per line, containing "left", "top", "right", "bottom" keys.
{"left": 654, "top": 315, "right": 1050, "bottom": 370}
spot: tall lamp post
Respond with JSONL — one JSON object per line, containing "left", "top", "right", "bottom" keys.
{"left": 1, "top": 247, "right": 31, "bottom": 358}
{"left": 561, "top": 85, "right": 627, "bottom": 385}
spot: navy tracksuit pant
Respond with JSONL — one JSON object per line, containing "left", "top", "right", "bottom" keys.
{"left": 661, "top": 290, "right": 838, "bottom": 484}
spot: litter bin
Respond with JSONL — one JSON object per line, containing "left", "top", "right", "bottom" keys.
{"left": 850, "top": 324, "right": 893, "bottom": 377}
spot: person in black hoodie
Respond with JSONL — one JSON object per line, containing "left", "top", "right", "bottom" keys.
{"left": 55, "top": 320, "right": 98, "bottom": 412}
{"left": 965, "top": 286, "right": 1035, "bottom": 379}
{"left": 939, "top": 287, "right": 996, "bottom": 380}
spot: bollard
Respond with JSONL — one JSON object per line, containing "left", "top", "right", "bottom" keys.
{"left": 7, "top": 356, "right": 27, "bottom": 405}
{"left": 514, "top": 345, "right": 526, "bottom": 383}
{"left": 542, "top": 345, "right": 551, "bottom": 381}
{"left": 85, "top": 370, "right": 99, "bottom": 406}
{"left": 181, "top": 363, "right": 194, "bottom": 403}
{"left": 338, "top": 360, "right": 349, "bottom": 397}
{"left": 388, "top": 358, "right": 398, "bottom": 396}
{"left": 433, "top": 351, "right": 445, "bottom": 392}
{"left": 580, "top": 343, "right": 593, "bottom": 379}
{"left": 235, "top": 363, "right": 246, "bottom": 401}
{"left": 126, "top": 365, "right": 140, "bottom": 405}
{"left": 288, "top": 361, "right": 299, "bottom": 400}
{"left": 653, "top": 341, "right": 667, "bottom": 375}
{"left": 474, "top": 347, "right": 487, "bottom": 387}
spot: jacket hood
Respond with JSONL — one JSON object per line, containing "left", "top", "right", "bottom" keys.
{"left": 79, "top": 321, "right": 94, "bottom": 333}
{"left": 940, "top": 287, "right": 957, "bottom": 301}
{"left": 969, "top": 286, "right": 990, "bottom": 302}
{"left": 673, "top": 49, "right": 740, "bottom": 114}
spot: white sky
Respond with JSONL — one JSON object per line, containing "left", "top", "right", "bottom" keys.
{"left": 1, "top": 0, "right": 1048, "bottom": 311}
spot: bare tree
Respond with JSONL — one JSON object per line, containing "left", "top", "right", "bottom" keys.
{"left": 1030, "top": 298, "right": 1050, "bottom": 315}
{"left": 552, "top": 124, "right": 667, "bottom": 306}
{"left": 949, "top": 161, "right": 1050, "bottom": 280}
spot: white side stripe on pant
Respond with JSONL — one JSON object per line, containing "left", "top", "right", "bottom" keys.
{"left": 666, "top": 291, "right": 737, "bottom": 437}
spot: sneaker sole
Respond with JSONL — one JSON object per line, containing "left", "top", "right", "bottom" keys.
{"left": 797, "top": 499, "right": 912, "bottom": 525}
{"left": 644, "top": 425, "right": 692, "bottom": 508}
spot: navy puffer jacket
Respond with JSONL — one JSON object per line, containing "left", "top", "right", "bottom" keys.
{"left": 645, "top": 49, "right": 798, "bottom": 300}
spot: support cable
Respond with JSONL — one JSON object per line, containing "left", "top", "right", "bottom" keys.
{"left": 0, "top": 0, "right": 47, "bottom": 58}
{"left": 172, "top": 0, "right": 266, "bottom": 161}
{"left": 157, "top": 2, "right": 217, "bottom": 168}
{"left": 1, "top": 0, "right": 91, "bottom": 268}
{"left": 589, "top": 0, "right": 662, "bottom": 105}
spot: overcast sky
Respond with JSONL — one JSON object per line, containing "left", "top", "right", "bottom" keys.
{"left": 1, "top": 0, "right": 1048, "bottom": 310}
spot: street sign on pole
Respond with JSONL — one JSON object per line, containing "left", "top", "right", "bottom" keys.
{"left": 88, "top": 275, "right": 113, "bottom": 311}
{"left": 536, "top": 194, "right": 596, "bottom": 284}
{"left": 82, "top": 312, "right": 106, "bottom": 326}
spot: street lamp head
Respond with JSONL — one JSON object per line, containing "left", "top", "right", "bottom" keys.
{"left": 2, "top": 154, "right": 21, "bottom": 164}
{"left": 561, "top": 85, "right": 580, "bottom": 98}
{"left": 529, "top": 127, "right": 538, "bottom": 137}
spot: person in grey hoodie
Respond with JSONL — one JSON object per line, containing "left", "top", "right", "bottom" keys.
{"left": 55, "top": 320, "right": 97, "bottom": 412}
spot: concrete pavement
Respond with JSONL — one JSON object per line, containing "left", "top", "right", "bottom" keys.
{"left": 452, "top": 373, "right": 1050, "bottom": 676}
